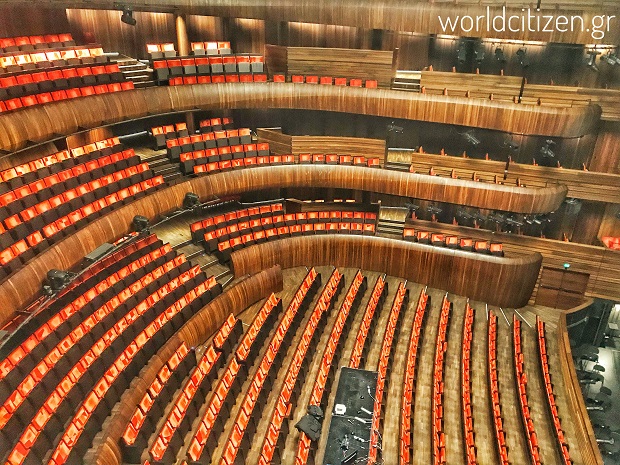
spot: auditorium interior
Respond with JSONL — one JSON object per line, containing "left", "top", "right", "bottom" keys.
{"left": 0, "top": 1, "right": 620, "bottom": 464}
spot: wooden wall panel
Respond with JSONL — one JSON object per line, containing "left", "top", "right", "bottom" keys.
{"left": 0, "top": 163, "right": 565, "bottom": 326}
{"left": 0, "top": 6, "right": 70, "bottom": 38}
{"left": 186, "top": 14, "right": 227, "bottom": 44}
{"left": 65, "top": 9, "right": 176, "bottom": 60}
{"left": 590, "top": 121, "right": 620, "bottom": 174}
{"left": 14, "top": 1, "right": 619, "bottom": 45}
{"left": 257, "top": 127, "right": 386, "bottom": 162}
{"left": 0, "top": 83, "right": 601, "bottom": 153}
{"left": 92, "top": 266, "right": 282, "bottom": 465}
{"left": 597, "top": 204, "right": 620, "bottom": 240}
{"left": 266, "top": 45, "right": 395, "bottom": 86}
{"left": 230, "top": 235, "right": 542, "bottom": 308}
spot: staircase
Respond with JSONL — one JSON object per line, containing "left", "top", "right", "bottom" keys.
{"left": 138, "top": 150, "right": 184, "bottom": 183}
{"left": 116, "top": 54, "right": 155, "bottom": 88}
{"left": 391, "top": 70, "right": 422, "bottom": 92}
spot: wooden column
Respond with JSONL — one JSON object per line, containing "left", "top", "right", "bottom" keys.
{"left": 175, "top": 13, "right": 189, "bottom": 57}
{"left": 185, "top": 111, "right": 196, "bottom": 134}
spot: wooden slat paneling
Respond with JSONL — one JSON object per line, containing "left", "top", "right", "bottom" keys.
{"left": 0, "top": 83, "right": 601, "bottom": 153}
{"left": 230, "top": 235, "right": 542, "bottom": 308}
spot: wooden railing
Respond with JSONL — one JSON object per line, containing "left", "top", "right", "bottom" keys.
{"left": 0, "top": 82, "right": 600, "bottom": 153}
{"left": 230, "top": 234, "right": 542, "bottom": 308}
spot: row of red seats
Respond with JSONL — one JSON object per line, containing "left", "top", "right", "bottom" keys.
{"left": 192, "top": 151, "right": 381, "bottom": 175}
{"left": 0, "top": 166, "right": 162, "bottom": 280}
{"left": 431, "top": 294, "right": 451, "bottom": 465}
{"left": 153, "top": 54, "right": 264, "bottom": 82}
{"left": 602, "top": 236, "right": 620, "bottom": 250}
{"left": 0, "top": 149, "right": 135, "bottom": 214}
{"left": 0, "top": 234, "right": 161, "bottom": 386}
{"left": 235, "top": 293, "right": 281, "bottom": 362}
{"left": 212, "top": 313, "right": 243, "bottom": 355}
{"left": 169, "top": 74, "right": 267, "bottom": 87}
{"left": 399, "top": 287, "right": 430, "bottom": 465}
{"left": 0, "top": 46, "right": 106, "bottom": 73}
{"left": 216, "top": 222, "right": 377, "bottom": 262}
{"left": 0, "top": 242, "right": 177, "bottom": 429}
{"left": 0, "top": 64, "right": 122, "bottom": 97}
{"left": 190, "top": 202, "right": 283, "bottom": 241}
{"left": 514, "top": 317, "right": 542, "bottom": 465}
{"left": 168, "top": 128, "right": 254, "bottom": 159}
{"left": 488, "top": 312, "right": 509, "bottom": 465}
{"left": 462, "top": 302, "right": 476, "bottom": 465}
{"left": 186, "top": 293, "right": 283, "bottom": 464}
{"left": 0, "top": 81, "right": 134, "bottom": 113}
{"left": 1, "top": 149, "right": 138, "bottom": 224}
{"left": 258, "top": 269, "right": 343, "bottom": 465}
{"left": 348, "top": 275, "right": 387, "bottom": 369}
{"left": 295, "top": 271, "right": 366, "bottom": 465}
{"left": 220, "top": 271, "right": 321, "bottom": 465}
{"left": 536, "top": 317, "right": 573, "bottom": 465}
{"left": 146, "top": 43, "right": 176, "bottom": 59}
{"left": 50, "top": 271, "right": 214, "bottom": 465}
{"left": 6, "top": 263, "right": 204, "bottom": 465}
{"left": 148, "top": 344, "right": 223, "bottom": 463}
{"left": 0, "top": 34, "right": 74, "bottom": 53}
{"left": 0, "top": 137, "right": 121, "bottom": 183}
{"left": 368, "top": 282, "right": 409, "bottom": 464}
{"left": 273, "top": 74, "right": 378, "bottom": 88}
{"left": 121, "top": 342, "right": 193, "bottom": 457}
{"left": 403, "top": 228, "right": 504, "bottom": 256}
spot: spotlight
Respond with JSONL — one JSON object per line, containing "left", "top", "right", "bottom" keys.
{"left": 46, "top": 269, "right": 72, "bottom": 292}
{"left": 601, "top": 53, "right": 620, "bottom": 66}
{"left": 474, "top": 42, "right": 485, "bottom": 63}
{"left": 586, "top": 49, "right": 601, "bottom": 71}
{"left": 502, "top": 136, "right": 519, "bottom": 151}
{"left": 540, "top": 139, "right": 556, "bottom": 159}
{"left": 494, "top": 47, "right": 506, "bottom": 63}
{"left": 457, "top": 39, "right": 468, "bottom": 64}
{"left": 183, "top": 192, "right": 200, "bottom": 210}
{"left": 121, "top": 7, "right": 136, "bottom": 26}
{"left": 132, "top": 215, "right": 150, "bottom": 233}
{"left": 516, "top": 48, "right": 530, "bottom": 68}
{"left": 462, "top": 130, "right": 481, "bottom": 147}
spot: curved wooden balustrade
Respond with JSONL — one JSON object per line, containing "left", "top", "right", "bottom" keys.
{"left": 230, "top": 235, "right": 542, "bottom": 308}
{"left": 393, "top": 150, "right": 620, "bottom": 204}
{"left": 0, "top": 164, "right": 565, "bottom": 326}
{"left": 402, "top": 218, "right": 620, "bottom": 303}
{"left": 0, "top": 83, "right": 601, "bottom": 153}
{"left": 92, "top": 265, "right": 282, "bottom": 465}
{"left": 3, "top": 0, "right": 618, "bottom": 44}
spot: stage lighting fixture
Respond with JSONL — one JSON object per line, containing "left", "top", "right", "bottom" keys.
{"left": 586, "top": 49, "right": 601, "bottom": 71}
{"left": 474, "top": 42, "right": 485, "bottom": 63}
{"left": 183, "top": 192, "right": 200, "bottom": 210}
{"left": 121, "top": 7, "right": 136, "bottom": 26}
{"left": 516, "top": 48, "right": 530, "bottom": 68}
{"left": 456, "top": 40, "right": 468, "bottom": 64}
{"left": 494, "top": 47, "right": 506, "bottom": 63}
{"left": 540, "top": 139, "right": 556, "bottom": 159}
{"left": 601, "top": 53, "right": 620, "bottom": 66}
{"left": 46, "top": 269, "right": 72, "bottom": 292}
{"left": 462, "top": 130, "right": 481, "bottom": 147}
{"left": 133, "top": 215, "right": 150, "bottom": 232}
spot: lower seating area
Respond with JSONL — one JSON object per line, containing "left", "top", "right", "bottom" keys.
{"left": 461, "top": 302, "right": 476, "bottom": 465}
{"left": 488, "top": 312, "right": 510, "bottom": 465}
{"left": 0, "top": 233, "right": 219, "bottom": 465}
{"left": 153, "top": 54, "right": 266, "bottom": 85}
{"left": 432, "top": 294, "right": 451, "bottom": 465}
{"left": 368, "top": 282, "right": 409, "bottom": 464}
{"left": 514, "top": 316, "right": 543, "bottom": 465}
{"left": 0, "top": 139, "right": 163, "bottom": 281}
{"left": 536, "top": 317, "right": 573, "bottom": 465}
{"left": 293, "top": 270, "right": 366, "bottom": 464}
{"left": 400, "top": 287, "right": 429, "bottom": 464}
